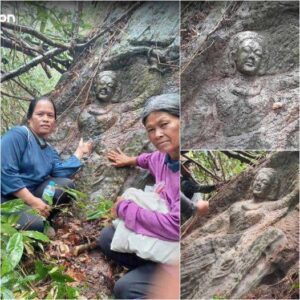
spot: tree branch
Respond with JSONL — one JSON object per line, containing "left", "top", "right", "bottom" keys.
{"left": 181, "top": 153, "right": 222, "bottom": 181}
{"left": 1, "top": 22, "right": 71, "bottom": 50}
{"left": 1, "top": 35, "right": 38, "bottom": 57}
{"left": 1, "top": 2, "right": 141, "bottom": 83}
{"left": 1, "top": 91, "right": 33, "bottom": 102}
{"left": 236, "top": 151, "right": 261, "bottom": 160}
{"left": 1, "top": 47, "right": 66, "bottom": 82}
{"left": 221, "top": 151, "right": 253, "bottom": 164}
{"left": 10, "top": 78, "right": 36, "bottom": 97}
{"left": 72, "top": 1, "right": 83, "bottom": 41}
{"left": 1, "top": 36, "right": 66, "bottom": 74}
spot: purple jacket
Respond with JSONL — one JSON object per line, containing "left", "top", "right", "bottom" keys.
{"left": 116, "top": 151, "right": 180, "bottom": 241}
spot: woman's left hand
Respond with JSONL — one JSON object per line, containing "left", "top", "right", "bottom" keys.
{"left": 112, "top": 196, "right": 125, "bottom": 218}
{"left": 74, "top": 138, "right": 93, "bottom": 159}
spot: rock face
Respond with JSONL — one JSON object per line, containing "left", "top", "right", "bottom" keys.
{"left": 181, "top": 1, "right": 299, "bottom": 149}
{"left": 49, "top": 2, "right": 179, "bottom": 200}
{"left": 181, "top": 151, "right": 299, "bottom": 299}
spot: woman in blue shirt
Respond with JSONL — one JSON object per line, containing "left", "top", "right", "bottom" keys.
{"left": 1, "top": 96, "right": 92, "bottom": 232}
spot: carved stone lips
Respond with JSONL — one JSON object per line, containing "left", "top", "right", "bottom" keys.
{"left": 253, "top": 184, "right": 262, "bottom": 192}
{"left": 245, "top": 61, "right": 254, "bottom": 66}
{"left": 245, "top": 59, "right": 255, "bottom": 66}
{"left": 99, "top": 88, "right": 108, "bottom": 95}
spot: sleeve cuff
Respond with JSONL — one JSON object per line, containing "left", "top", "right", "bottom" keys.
{"left": 116, "top": 199, "right": 130, "bottom": 218}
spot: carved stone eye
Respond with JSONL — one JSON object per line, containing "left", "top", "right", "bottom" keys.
{"left": 255, "top": 50, "right": 262, "bottom": 57}
{"left": 241, "top": 46, "right": 251, "bottom": 53}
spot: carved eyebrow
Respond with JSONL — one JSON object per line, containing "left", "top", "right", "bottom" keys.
{"left": 241, "top": 46, "right": 251, "bottom": 51}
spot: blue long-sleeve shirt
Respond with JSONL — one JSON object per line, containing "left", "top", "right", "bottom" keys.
{"left": 1, "top": 126, "right": 82, "bottom": 196}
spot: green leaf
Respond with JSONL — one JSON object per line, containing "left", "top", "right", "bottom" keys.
{"left": 52, "top": 283, "right": 79, "bottom": 300}
{"left": 49, "top": 268, "right": 74, "bottom": 283}
{"left": 6, "top": 214, "right": 21, "bottom": 226}
{"left": 1, "top": 233, "right": 24, "bottom": 275}
{"left": 86, "top": 200, "right": 113, "bottom": 220}
{"left": 35, "top": 261, "right": 49, "bottom": 280}
{"left": 21, "top": 231, "right": 50, "bottom": 243}
{"left": 1, "top": 199, "right": 26, "bottom": 213}
{"left": 65, "top": 285, "right": 79, "bottom": 299}
{"left": 17, "top": 274, "right": 40, "bottom": 285}
{"left": 1, "top": 287, "right": 15, "bottom": 300}
{"left": 23, "top": 242, "right": 35, "bottom": 256}
{"left": 0, "top": 223, "right": 18, "bottom": 236}
{"left": 0, "top": 274, "right": 14, "bottom": 287}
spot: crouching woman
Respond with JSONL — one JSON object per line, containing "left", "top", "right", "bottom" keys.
{"left": 1, "top": 96, "right": 92, "bottom": 232}
{"left": 97, "top": 94, "right": 180, "bottom": 299}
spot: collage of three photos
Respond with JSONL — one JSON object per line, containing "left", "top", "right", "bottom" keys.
{"left": 1, "top": 1, "right": 299, "bottom": 299}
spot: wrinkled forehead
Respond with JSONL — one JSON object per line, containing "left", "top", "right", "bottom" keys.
{"left": 144, "top": 111, "right": 178, "bottom": 127}
{"left": 239, "top": 38, "right": 263, "bottom": 51}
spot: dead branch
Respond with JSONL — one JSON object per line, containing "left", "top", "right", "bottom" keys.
{"left": 11, "top": 78, "right": 36, "bottom": 97}
{"left": 72, "top": 2, "right": 83, "bottom": 41}
{"left": 182, "top": 153, "right": 222, "bottom": 181}
{"left": 1, "top": 36, "right": 38, "bottom": 57}
{"left": 236, "top": 151, "right": 261, "bottom": 160}
{"left": 1, "top": 22, "right": 71, "bottom": 50}
{"left": 222, "top": 151, "right": 253, "bottom": 164}
{"left": 1, "top": 91, "right": 33, "bottom": 102}
{"left": 73, "top": 241, "right": 97, "bottom": 256}
{"left": 2, "top": 35, "right": 67, "bottom": 74}
{"left": 1, "top": 47, "right": 66, "bottom": 82}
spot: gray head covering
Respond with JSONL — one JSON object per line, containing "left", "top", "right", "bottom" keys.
{"left": 141, "top": 93, "right": 179, "bottom": 124}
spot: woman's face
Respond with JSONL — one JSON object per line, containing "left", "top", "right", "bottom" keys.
{"left": 28, "top": 100, "right": 56, "bottom": 138}
{"left": 145, "top": 111, "right": 179, "bottom": 160}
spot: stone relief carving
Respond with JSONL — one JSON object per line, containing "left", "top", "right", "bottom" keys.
{"left": 215, "top": 31, "right": 269, "bottom": 137}
{"left": 229, "top": 31, "right": 264, "bottom": 77}
{"left": 94, "top": 70, "right": 117, "bottom": 102}
{"left": 181, "top": 1, "right": 299, "bottom": 149}
{"left": 49, "top": 1, "right": 180, "bottom": 200}
{"left": 181, "top": 164, "right": 299, "bottom": 299}
{"left": 77, "top": 59, "right": 163, "bottom": 141}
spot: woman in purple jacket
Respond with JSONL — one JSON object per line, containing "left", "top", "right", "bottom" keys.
{"left": 96, "top": 93, "right": 180, "bottom": 299}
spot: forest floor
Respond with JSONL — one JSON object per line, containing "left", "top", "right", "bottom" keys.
{"left": 28, "top": 211, "right": 123, "bottom": 299}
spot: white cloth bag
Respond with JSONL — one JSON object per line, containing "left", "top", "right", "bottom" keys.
{"left": 111, "top": 187, "right": 179, "bottom": 264}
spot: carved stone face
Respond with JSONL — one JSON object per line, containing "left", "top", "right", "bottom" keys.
{"left": 236, "top": 39, "right": 263, "bottom": 75}
{"left": 95, "top": 72, "right": 117, "bottom": 101}
{"left": 252, "top": 168, "right": 278, "bottom": 200}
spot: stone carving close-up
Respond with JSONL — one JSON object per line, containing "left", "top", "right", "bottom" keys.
{"left": 49, "top": 1, "right": 179, "bottom": 201}
{"left": 94, "top": 70, "right": 118, "bottom": 102}
{"left": 230, "top": 31, "right": 264, "bottom": 76}
{"left": 181, "top": 1, "right": 299, "bottom": 149}
{"left": 181, "top": 151, "right": 299, "bottom": 299}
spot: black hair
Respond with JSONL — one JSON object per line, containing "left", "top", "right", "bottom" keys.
{"left": 27, "top": 96, "right": 57, "bottom": 120}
